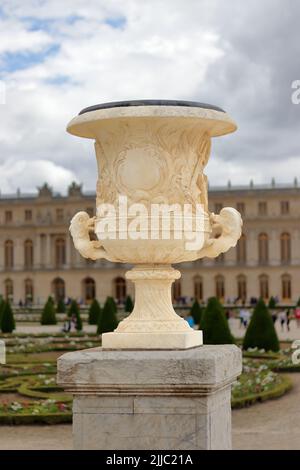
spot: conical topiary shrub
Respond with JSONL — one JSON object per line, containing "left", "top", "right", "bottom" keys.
{"left": 200, "top": 297, "right": 234, "bottom": 344}
{"left": 97, "top": 297, "right": 118, "bottom": 335}
{"left": 124, "top": 295, "right": 134, "bottom": 313}
{"left": 1, "top": 301, "right": 15, "bottom": 333}
{"left": 190, "top": 299, "right": 203, "bottom": 326}
{"left": 0, "top": 297, "right": 4, "bottom": 327}
{"left": 243, "top": 298, "right": 279, "bottom": 352}
{"left": 107, "top": 296, "right": 117, "bottom": 313}
{"left": 268, "top": 296, "right": 276, "bottom": 309}
{"left": 88, "top": 299, "right": 102, "bottom": 325}
{"left": 41, "top": 299, "right": 57, "bottom": 325}
{"left": 56, "top": 298, "right": 66, "bottom": 313}
{"left": 68, "top": 299, "right": 82, "bottom": 331}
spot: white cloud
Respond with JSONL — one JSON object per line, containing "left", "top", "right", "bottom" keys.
{"left": 0, "top": 159, "right": 78, "bottom": 193}
{"left": 0, "top": 0, "right": 299, "bottom": 193}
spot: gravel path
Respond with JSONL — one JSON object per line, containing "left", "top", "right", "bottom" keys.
{"left": 0, "top": 374, "right": 299, "bottom": 450}
{"left": 232, "top": 373, "right": 300, "bottom": 449}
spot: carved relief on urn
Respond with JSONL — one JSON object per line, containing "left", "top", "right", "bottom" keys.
{"left": 67, "top": 100, "right": 242, "bottom": 349}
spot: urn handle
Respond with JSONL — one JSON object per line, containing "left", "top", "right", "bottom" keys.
{"left": 198, "top": 207, "right": 242, "bottom": 258}
{"left": 69, "top": 211, "right": 115, "bottom": 262}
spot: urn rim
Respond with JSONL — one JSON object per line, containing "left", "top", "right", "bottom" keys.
{"left": 67, "top": 100, "right": 237, "bottom": 139}
{"left": 78, "top": 99, "right": 225, "bottom": 115}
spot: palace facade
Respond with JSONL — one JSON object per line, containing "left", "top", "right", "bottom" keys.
{"left": 0, "top": 181, "right": 299, "bottom": 305}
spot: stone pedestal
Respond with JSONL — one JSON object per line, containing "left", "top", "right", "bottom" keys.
{"left": 57, "top": 345, "right": 242, "bottom": 450}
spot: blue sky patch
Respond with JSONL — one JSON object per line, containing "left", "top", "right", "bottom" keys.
{"left": 105, "top": 15, "right": 126, "bottom": 29}
{"left": 0, "top": 44, "right": 60, "bottom": 74}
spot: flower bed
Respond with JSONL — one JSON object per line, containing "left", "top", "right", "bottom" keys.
{"left": 0, "top": 336, "right": 297, "bottom": 423}
{"left": 232, "top": 358, "right": 292, "bottom": 408}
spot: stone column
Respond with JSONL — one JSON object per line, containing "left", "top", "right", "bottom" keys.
{"left": 14, "top": 237, "right": 23, "bottom": 271}
{"left": 57, "top": 345, "right": 242, "bottom": 450}
{"left": 66, "top": 234, "right": 72, "bottom": 268}
{"left": 45, "top": 234, "right": 52, "bottom": 268}
{"left": 34, "top": 234, "right": 41, "bottom": 269}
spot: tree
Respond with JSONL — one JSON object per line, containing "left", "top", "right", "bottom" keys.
{"left": 190, "top": 299, "right": 203, "bottom": 326}
{"left": 243, "top": 298, "right": 280, "bottom": 352}
{"left": 56, "top": 298, "right": 66, "bottom": 313}
{"left": 107, "top": 296, "right": 117, "bottom": 313}
{"left": 68, "top": 299, "right": 82, "bottom": 331}
{"left": 88, "top": 299, "right": 102, "bottom": 325}
{"left": 268, "top": 296, "right": 276, "bottom": 309}
{"left": 1, "top": 301, "right": 15, "bottom": 333}
{"left": 97, "top": 297, "right": 118, "bottom": 335}
{"left": 124, "top": 295, "right": 134, "bottom": 313}
{"left": 41, "top": 299, "right": 57, "bottom": 325}
{"left": 297, "top": 297, "right": 300, "bottom": 307}
{"left": 200, "top": 297, "right": 234, "bottom": 344}
{"left": 0, "top": 296, "right": 4, "bottom": 326}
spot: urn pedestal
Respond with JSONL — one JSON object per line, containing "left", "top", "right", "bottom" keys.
{"left": 57, "top": 345, "right": 242, "bottom": 450}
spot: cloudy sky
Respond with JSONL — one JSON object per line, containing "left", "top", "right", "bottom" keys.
{"left": 0, "top": 0, "right": 299, "bottom": 194}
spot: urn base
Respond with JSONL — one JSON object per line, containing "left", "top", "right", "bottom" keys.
{"left": 102, "top": 330, "right": 203, "bottom": 350}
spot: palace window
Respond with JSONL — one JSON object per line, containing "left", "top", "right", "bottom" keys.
{"left": 83, "top": 277, "right": 96, "bottom": 303}
{"left": 281, "top": 274, "right": 292, "bottom": 300}
{"left": 172, "top": 279, "right": 181, "bottom": 302}
{"left": 215, "top": 275, "right": 225, "bottom": 300}
{"left": 114, "top": 277, "right": 126, "bottom": 302}
{"left": 56, "top": 208, "right": 64, "bottom": 222}
{"left": 280, "top": 232, "right": 291, "bottom": 264}
{"left": 280, "top": 201, "right": 290, "bottom": 215}
{"left": 258, "top": 233, "right": 269, "bottom": 264}
{"left": 193, "top": 275, "right": 203, "bottom": 301}
{"left": 5, "top": 211, "right": 13, "bottom": 223}
{"left": 55, "top": 238, "right": 66, "bottom": 267}
{"left": 25, "top": 210, "right": 32, "bottom": 221}
{"left": 214, "top": 203, "right": 223, "bottom": 213}
{"left": 24, "top": 278, "right": 34, "bottom": 302}
{"left": 259, "top": 274, "right": 269, "bottom": 300}
{"left": 4, "top": 240, "right": 14, "bottom": 269}
{"left": 52, "top": 277, "right": 65, "bottom": 302}
{"left": 4, "top": 278, "right": 13, "bottom": 300}
{"left": 24, "top": 239, "right": 34, "bottom": 269}
{"left": 258, "top": 201, "right": 267, "bottom": 216}
{"left": 86, "top": 207, "right": 94, "bottom": 217}
{"left": 236, "top": 202, "right": 245, "bottom": 216}
{"left": 215, "top": 252, "right": 225, "bottom": 264}
{"left": 237, "top": 274, "right": 247, "bottom": 301}
{"left": 236, "top": 233, "right": 247, "bottom": 264}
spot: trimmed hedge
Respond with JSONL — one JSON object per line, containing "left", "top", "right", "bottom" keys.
{"left": 200, "top": 297, "right": 234, "bottom": 344}
{"left": 88, "top": 299, "right": 102, "bottom": 325}
{"left": 1, "top": 301, "right": 15, "bottom": 333}
{"left": 243, "top": 298, "right": 280, "bottom": 352}
{"left": 97, "top": 297, "right": 118, "bottom": 334}
{"left": 41, "top": 299, "right": 57, "bottom": 325}
{"left": 190, "top": 299, "right": 203, "bottom": 326}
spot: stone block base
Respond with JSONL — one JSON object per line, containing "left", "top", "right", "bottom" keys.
{"left": 57, "top": 345, "right": 242, "bottom": 450}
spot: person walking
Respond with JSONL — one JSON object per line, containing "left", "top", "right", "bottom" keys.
{"left": 286, "top": 309, "right": 291, "bottom": 332}
{"left": 278, "top": 310, "right": 286, "bottom": 332}
{"left": 295, "top": 307, "right": 300, "bottom": 328}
